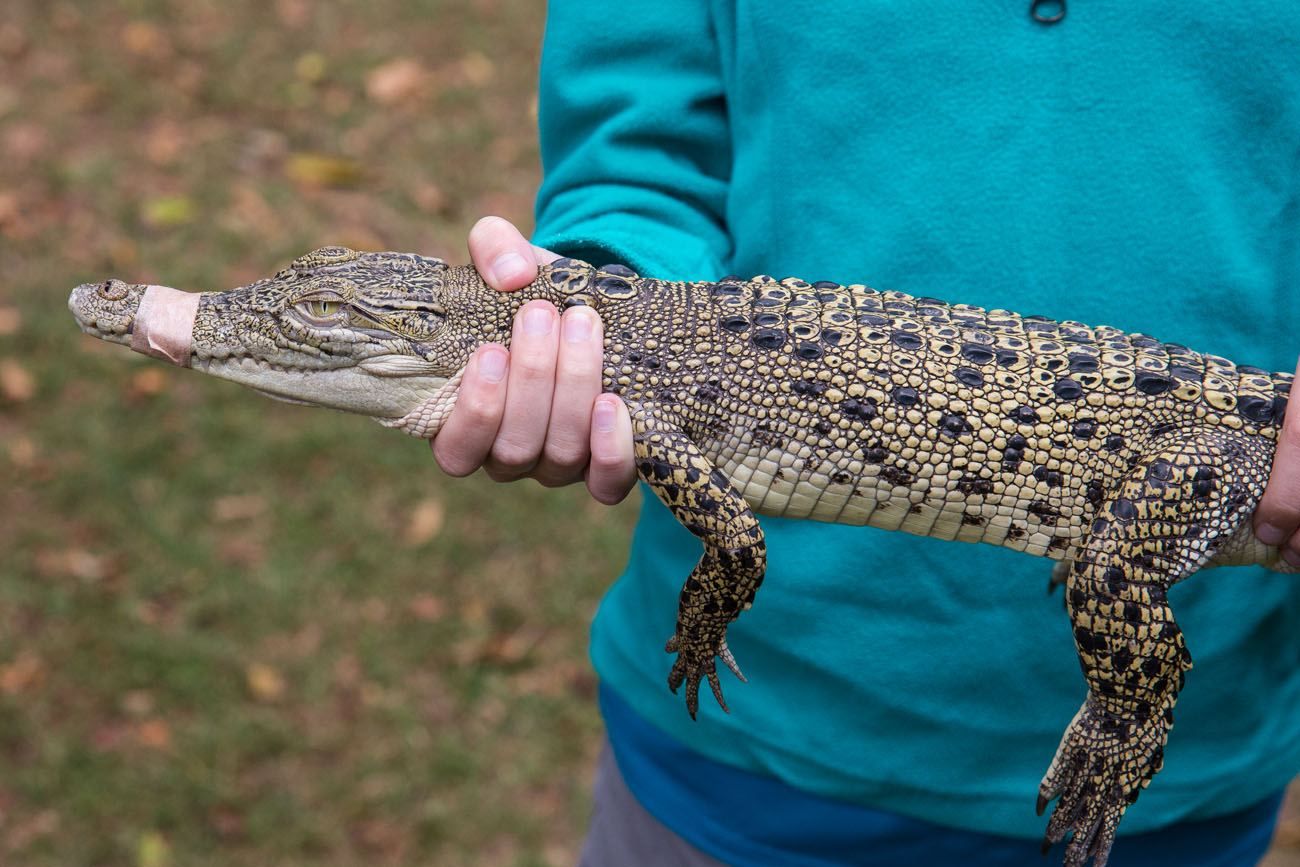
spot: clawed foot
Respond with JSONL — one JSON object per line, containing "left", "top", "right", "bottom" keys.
{"left": 1038, "top": 702, "right": 1169, "bottom": 867}
{"left": 664, "top": 632, "right": 746, "bottom": 718}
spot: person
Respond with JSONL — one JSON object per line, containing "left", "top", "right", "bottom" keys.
{"left": 436, "top": 3, "right": 1300, "bottom": 865}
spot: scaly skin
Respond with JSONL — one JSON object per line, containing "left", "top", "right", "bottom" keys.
{"left": 69, "top": 246, "right": 1297, "bottom": 867}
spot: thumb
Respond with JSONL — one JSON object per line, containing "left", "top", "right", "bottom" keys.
{"left": 468, "top": 215, "right": 559, "bottom": 291}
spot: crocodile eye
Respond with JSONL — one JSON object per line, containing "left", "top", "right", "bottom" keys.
{"left": 293, "top": 298, "right": 347, "bottom": 325}
{"left": 306, "top": 300, "right": 340, "bottom": 318}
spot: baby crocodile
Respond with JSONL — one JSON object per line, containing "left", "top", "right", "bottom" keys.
{"left": 69, "top": 246, "right": 1296, "bottom": 867}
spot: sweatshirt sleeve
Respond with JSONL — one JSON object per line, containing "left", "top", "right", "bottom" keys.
{"left": 531, "top": 0, "right": 732, "bottom": 281}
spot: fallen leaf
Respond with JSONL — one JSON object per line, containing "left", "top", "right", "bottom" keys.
{"left": 67, "top": 551, "right": 105, "bottom": 581}
{"left": 403, "top": 498, "right": 445, "bottom": 546}
{"left": 412, "top": 182, "right": 449, "bottom": 215}
{"left": 285, "top": 153, "right": 363, "bottom": 189}
{"left": 63, "top": 549, "right": 108, "bottom": 582}
{"left": 0, "top": 653, "right": 44, "bottom": 694}
{"left": 58, "top": 81, "right": 103, "bottom": 114}
{"left": 134, "top": 599, "right": 172, "bottom": 627}
{"left": 365, "top": 58, "right": 427, "bottom": 105}
{"left": 481, "top": 625, "right": 547, "bottom": 666}
{"left": 360, "top": 682, "right": 388, "bottom": 708}
{"left": 174, "top": 60, "right": 205, "bottom": 96}
{"left": 7, "top": 810, "right": 59, "bottom": 850}
{"left": 121, "top": 689, "right": 155, "bottom": 717}
{"left": 459, "top": 51, "right": 495, "bottom": 87}
{"left": 143, "top": 121, "right": 186, "bottom": 166}
{"left": 121, "top": 21, "right": 170, "bottom": 60}
{"left": 7, "top": 435, "right": 36, "bottom": 467}
{"left": 322, "top": 85, "right": 354, "bottom": 116}
{"left": 333, "top": 653, "right": 362, "bottom": 687}
{"left": 217, "top": 536, "right": 265, "bottom": 568}
{"left": 295, "top": 52, "right": 326, "bottom": 84}
{"left": 408, "top": 594, "right": 446, "bottom": 622}
{"left": 91, "top": 721, "right": 129, "bottom": 752}
{"left": 275, "top": 0, "right": 310, "bottom": 28}
{"left": 0, "top": 359, "right": 34, "bottom": 402}
{"left": 129, "top": 368, "right": 168, "bottom": 398}
{"left": 0, "top": 193, "right": 18, "bottom": 232}
{"left": 351, "top": 817, "right": 409, "bottom": 858}
{"left": 238, "top": 129, "right": 288, "bottom": 173}
{"left": 336, "top": 226, "right": 387, "bottom": 253}
{"left": 245, "top": 662, "right": 286, "bottom": 702}
{"left": 210, "top": 805, "right": 244, "bottom": 839}
{"left": 211, "top": 494, "right": 266, "bottom": 522}
{"left": 0, "top": 23, "right": 29, "bottom": 59}
{"left": 0, "top": 306, "right": 22, "bottom": 335}
{"left": 140, "top": 195, "right": 196, "bottom": 229}
{"left": 135, "top": 718, "right": 172, "bottom": 750}
{"left": 224, "top": 183, "right": 279, "bottom": 237}
{"left": 109, "top": 239, "right": 139, "bottom": 270}
{"left": 4, "top": 122, "right": 47, "bottom": 163}
{"left": 361, "top": 598, "right": 389, "bottom": 623}
{"left": 137, "top": 830, "right": 171, "bottom": 867}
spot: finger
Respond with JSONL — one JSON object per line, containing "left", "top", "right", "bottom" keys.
{"left": 431, "top": 345, "right": 509, "bottom": 476}
{"left": 532, "top": 306, "right": 604, "bottom": 487}
{"left": 586, "top": 395, "right": 637, "bottom": 505}
{"left": 483, "top": 300, "right": 560, "bottom": 481}
{"left": 1255, "top": 355, "right": 1300, "bottom": 562}
{"left": 468, "top": 216, "right": 558, "bottom": 291}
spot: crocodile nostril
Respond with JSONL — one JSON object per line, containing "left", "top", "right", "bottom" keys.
{"left": 101, "top": 280, "right": 129, "bottom": 301}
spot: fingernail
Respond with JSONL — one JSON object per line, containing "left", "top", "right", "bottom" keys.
{"left": 479, "top": 347, "right": 507, "bottom": 383}
{"left": 1285, "top": 547, "right": 1300, "bottom": 568}
{"left": 1256, "top": 523, "right": 1286, "bottom": 546}
{"left": 563, "top": 307, "right": 594, "bottom": 343}
{"left": 491, "top": 251, "right": 531, "bottom": 286}
{"left": 594, "top": 398, "right": 616, "bottom": 433}
{"left": 522, "top": 303, "right": 553, "bottom": 336}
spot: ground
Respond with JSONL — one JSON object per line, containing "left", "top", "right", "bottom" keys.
{"left": 0, "top": 1, "right": 1295, "bottom": 865}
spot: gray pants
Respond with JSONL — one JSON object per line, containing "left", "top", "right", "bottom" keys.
{"left": 578, "top": 742, "right": 727, "bottom": 867}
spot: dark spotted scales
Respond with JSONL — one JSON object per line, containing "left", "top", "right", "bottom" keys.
{"left": 71, "top": 248, "right": 1298, "bottom": 867}
{"left": 533, "top": 258, "right": 1293, "bottom": 867}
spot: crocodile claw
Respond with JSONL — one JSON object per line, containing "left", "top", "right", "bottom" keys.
{"left": 1038, "top": 703, "right": 1167, "bottom": 867}
{"left": 718, "top": 639, "right": 747, "bottom": 683}
{"left": 665, "top": 634, "right": 746, "bottom": 718}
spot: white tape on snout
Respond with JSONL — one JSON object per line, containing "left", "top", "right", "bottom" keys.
{"left": 130, "top": 285, "right": 200, "bottom": 367}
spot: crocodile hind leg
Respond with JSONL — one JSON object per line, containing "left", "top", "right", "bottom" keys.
{"left": 629, "top": 409, "right": 766, "bottom": 719}
{"left": 1039, "top": 430, "right": 1271, "bottom": 867}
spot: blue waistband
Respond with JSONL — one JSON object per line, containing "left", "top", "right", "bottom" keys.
{"left": 600, "top": 683, "right": 1285, "bottom": 867}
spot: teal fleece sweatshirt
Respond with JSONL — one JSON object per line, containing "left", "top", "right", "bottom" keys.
{"left": 532, "top": 0, "right": 1300, "bottom": 839}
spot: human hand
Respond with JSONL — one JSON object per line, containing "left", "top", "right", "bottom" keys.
{"left": 430, "top": 216, "right": 637, "bottom": 504}
{"left": 1253, "top": 355, "right": 1300, "bottom": 565}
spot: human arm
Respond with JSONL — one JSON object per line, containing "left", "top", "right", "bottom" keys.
{"left": 435, "top": 0, "right": 732, "bottom": 503}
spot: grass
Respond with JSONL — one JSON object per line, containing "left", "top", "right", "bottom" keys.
{"left": 0, "top": 1, "right": 637, "bottom": 864}
{"left": 0, "top": 2, "right": 1296, "bottom": 865}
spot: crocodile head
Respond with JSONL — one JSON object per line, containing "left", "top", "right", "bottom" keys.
{"left": 70, "top": 246, "right": 509, "bottom": 433}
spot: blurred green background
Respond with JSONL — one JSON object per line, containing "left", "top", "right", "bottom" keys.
{"left": 1, "top": 1, "right": 636, "bottom": 864}
{"left": 0, "top": 1, "right": 1294, "bottom": 865}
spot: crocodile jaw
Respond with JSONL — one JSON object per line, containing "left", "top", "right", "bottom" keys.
{"left": 194, "top": 354, "right": 448, "bottom": 420}
{"left": 70, "top": 280, "right": 450, "bottom": 422}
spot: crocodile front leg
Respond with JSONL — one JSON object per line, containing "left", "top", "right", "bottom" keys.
{"left": 1039, "top": 430, "right": 1272, "bottom": 867}
{"left": 629, "top": 407, "right": 766, "bottom": 718}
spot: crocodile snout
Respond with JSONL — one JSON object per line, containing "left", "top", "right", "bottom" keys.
{"left": 69, "top": 281, "right": 201, "bottom": 366}
{"left": 68, "top": 279, "right": 145, "bottom": 344}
